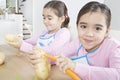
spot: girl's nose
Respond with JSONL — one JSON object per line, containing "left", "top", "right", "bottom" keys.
{"left": 85, "top": 30, "right": 94, "bottom": 37}
{"left": 44, "top": 19, "right": 47, "bottom": 23}
{"left": 44, "top": 19, "right": 48, "bottom": 25}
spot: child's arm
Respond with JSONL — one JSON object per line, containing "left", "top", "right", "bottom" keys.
{"left": 20, "top": 32, "right": 43, "bottom": 52}
{"left": 44, "top": 54, "right": 81, "bottom": 80}
{"left": 56, "top": 55, "right": 75, "bottom": 72}
{"left": 73, "top": 48, "right": 120, "bottom": 80}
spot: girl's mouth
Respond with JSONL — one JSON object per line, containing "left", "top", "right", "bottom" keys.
{"left": 84, "top": 39, "right": 92, "bottom": 44}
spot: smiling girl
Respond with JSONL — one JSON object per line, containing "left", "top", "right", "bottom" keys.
{"left": 7, "top": 0, "right": 70, "bottom": 56}
{"left": 56, "top": 1, "right": 120, "bottom": 80}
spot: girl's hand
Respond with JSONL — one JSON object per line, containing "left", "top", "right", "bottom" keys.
{"left": 6, "top": 40, "right": 22, "bottom": 48}
{"left": 56, "top": 55, "right": 76, "bottom": 73}
{"left": 27, "top": 47, "right": 46, "bottom": 68}
{"left": 5, "top": 34, "right": 23, "bottom": 48}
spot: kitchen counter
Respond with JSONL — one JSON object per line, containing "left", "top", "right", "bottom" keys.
{"left": 0, "top": 44, "right": 34, "bottom": 80}
{"left": 0, "top": 45, "right": 71, "bottom": 80}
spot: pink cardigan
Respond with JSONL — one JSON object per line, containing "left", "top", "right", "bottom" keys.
{"left": 20, "top": 28, "right": 70, "bottom": 56}
{"left": 63, "top": 37, "right": 120, "bottom": 80}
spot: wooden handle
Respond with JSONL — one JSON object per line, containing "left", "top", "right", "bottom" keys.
{"left": 44, "top": 54, "right": 81, "bottom": 80}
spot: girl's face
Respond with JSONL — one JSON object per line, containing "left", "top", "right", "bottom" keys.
{"left": 43, "top": 8, "right": 65, "bottom": 33}
{"left": 77, "top": 12, "right": 109, "bottom": 52}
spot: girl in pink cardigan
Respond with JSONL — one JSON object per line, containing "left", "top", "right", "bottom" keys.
{"left": 56, "top": 1, "right": 120, "bottom": 80}
{"left": 7, "top": 0, "right": 70, "bottom": 56}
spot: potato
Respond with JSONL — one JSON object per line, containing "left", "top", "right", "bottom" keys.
{"left": 35, "top": 55, "right": 51, "bottom": 80}
{"left": 5, "top": 34, "right": 18, "bottom": 42}
{"left": 34, "top": 48, "right": 51, "bottom": 80}
{"left": 0, "top": 52, "right": 5, "bottom": 65}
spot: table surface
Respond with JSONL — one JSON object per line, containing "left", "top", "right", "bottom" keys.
{"left": 0, "top": 44, "right": 71, "bottom": 80}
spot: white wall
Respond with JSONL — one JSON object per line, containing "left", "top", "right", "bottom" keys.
{"left": 0, "top": 0, "right": 6, "bottom": 9}
{"left": 104, "top": 0, "right": 120, "bottom": 30}
{"left": 20, "top": 0, "right": 33, "bottom": 25}
{"left": 32, "top": 0, "right": 48, "bottom": 35}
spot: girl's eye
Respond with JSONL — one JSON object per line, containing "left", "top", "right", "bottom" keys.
{"left": 48, "top": 18, "right": 52, "bottom": 20}
{"left": 43, "top": 17, "right": 52, "bottom": 20}
{"left": 80, "top": 25, "right": 87, "bottom": 29}
{"left": 96, "top": 27, "right": 102, "bottom": 31}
